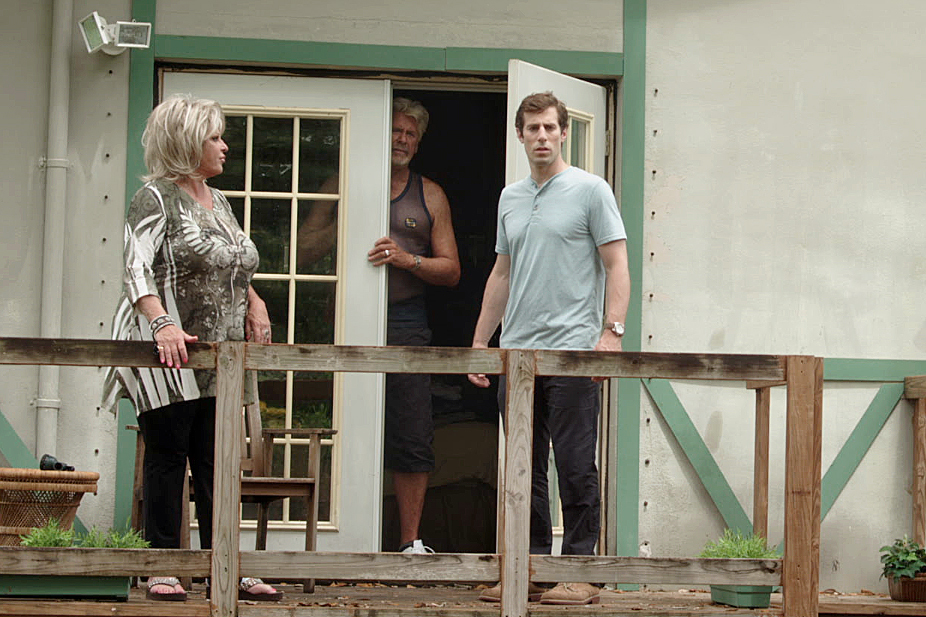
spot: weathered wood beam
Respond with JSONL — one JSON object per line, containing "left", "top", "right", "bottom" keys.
{"left": 500, "top": 350, "right": 534, "bottom": 617}
{"left": 535, "top": 350, "right": 786, "bottom": 381}
{"left": 782, "top": 355, "right": 823, "bottom": 617}
{"left": 529, "top": 555, "right": 781, "bottom": 586}
{"left": 905, "top": 375, "right": 926, "bottom": 399}
{"left": 240, "top": 551, "right": 499, "bottom": 581}
{"left": 754, "top": 386, "right": 771, "bottom": 540}
{"left": 0, "top": 547, "right": 210, "bottom": 576}
{"left": 0, "top": 337, "right": 215, "bottom": 369}
{"left": 245, "top": 343, "right": 505, "bottom": 374}
{"left": 213, "top": 341, "right": 245, "bottom": 617}
{"left": 914, "top": 398, "right": 926, "bottom": 545}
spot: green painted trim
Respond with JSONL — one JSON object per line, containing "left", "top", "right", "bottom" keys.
{"left": 613, "top": 0, "right": 647, "bottom": 567}
{"left": 154, "top": 36, "right": 624, "bottom": 78}
{"left": 643, "top": 379, "right": 752, "bottom": 534}
{"left": 125, "top": 0, "right": 156, "bottom": 211}
{"left": 113, "top": 400, "right": 138, "bottom": 531}
{"left": 824, "top": 358, "right": 926, "bottom": 383}
{"left": 0, "top": 411, "right": 87, "bottom": 534}
{"left": 445, "top": 47, "right": 622, "bottom": 76}
{"left": 821, "top": 383, "right": 904, "bottom": 520}
{"left": 0, "top": 411, "right": 40, "bottom": 470}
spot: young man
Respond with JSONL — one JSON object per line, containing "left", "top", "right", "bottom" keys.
{"left": 469, "top": 92, "right": 630, "bottom": 604}
{"left": 368, "top": 97, "right": 461, "bottom": 554}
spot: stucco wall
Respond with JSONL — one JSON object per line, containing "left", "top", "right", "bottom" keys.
{"left": 642, "top": 0, "right": 926, "bottom": 592}
{"left": 154, "top": 0, "right": 623, "bottom": 53}
{"left": 0, "top": 0, "right": 131, "bottom": 529}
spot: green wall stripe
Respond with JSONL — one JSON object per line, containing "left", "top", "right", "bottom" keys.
{"left": 125, "top": 0, "right": 156, "bottom": 211}
{"left": 0, "top": 411, "right": 87, "bottom": 534}
{"left": 825, "top": 358, "right": 926, "bottom": 382}
{"left": 445, "top": 47, "right": 622, "bottom": 76}
{"left": 821, "top": 383, "right": 904, "bottom": 520}
{"left": 154, "top": 36, "right": 624, "bottom": 77}
{"left": 113, "top": 400, "right": 139, "bottom": 531}
{"left": 613, "top": 0, "right": 647, "bottom": 562}
{"left": 643, "top": 379, "right": 752, "bottom": 534}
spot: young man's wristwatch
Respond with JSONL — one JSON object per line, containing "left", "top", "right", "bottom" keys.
{"left": 603, "top": 321, "right": 625, "bottom": 336}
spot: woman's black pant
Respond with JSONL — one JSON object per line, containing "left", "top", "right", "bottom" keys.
{"left": 137, "top": 397, "right": 216, "bottom": 550}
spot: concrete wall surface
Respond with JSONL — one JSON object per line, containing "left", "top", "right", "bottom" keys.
{"left": 641, "top": 0, "right": 926, "bottom": 592}
{"left": 0, "top": 0, "right": 132, "bottom": 530}
{"left": 155, "top": 0, "right": 623, "bottom": 53}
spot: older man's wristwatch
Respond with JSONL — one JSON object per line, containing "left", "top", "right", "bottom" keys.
{"left": 603, "top": 321, "right": 625, "bottom": 336}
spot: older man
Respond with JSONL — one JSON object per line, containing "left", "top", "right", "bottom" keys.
{"left": 368, "top": 97, "right": 460, "bottom": 554}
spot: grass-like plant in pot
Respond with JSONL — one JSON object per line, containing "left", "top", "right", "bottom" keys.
{"left": 0, "top": 519, "right": 149, "bottom": 601}
{"left": 698, "top": 529, "right": 781, "bottom": 608}
{"left": 880, "top": 535, "right": 926, "bottom": 601}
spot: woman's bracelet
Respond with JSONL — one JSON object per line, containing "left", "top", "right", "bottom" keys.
{"left": 149, "top": 314, "right": 175, "bottom": 336}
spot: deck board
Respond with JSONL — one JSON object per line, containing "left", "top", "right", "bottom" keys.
{"left": 0, "top": 583, "right": 918, "bottom": 617}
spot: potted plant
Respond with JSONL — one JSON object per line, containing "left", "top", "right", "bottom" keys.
{"left": 880, "top": 535, "right": 926, "bottom": 601}
{"left": 0, "top": 519, "right": 149, "bottom": 601}
{"left": 698, "top": 529, "right": 781, "bottom": 608}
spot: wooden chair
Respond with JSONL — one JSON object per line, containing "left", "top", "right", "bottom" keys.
{"left": 129, "top": 372, "right": 336, "bottom": 592}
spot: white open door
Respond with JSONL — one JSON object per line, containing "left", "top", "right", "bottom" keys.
{"left": 162, "top": 71, "right": 391, "bottom": 552}
{"left": 504, "top": 60, "right": 610, "bottom": 553}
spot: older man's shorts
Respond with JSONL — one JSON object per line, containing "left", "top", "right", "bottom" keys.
{"left": 383, "top": 325, "right": 434, "bottom": 473}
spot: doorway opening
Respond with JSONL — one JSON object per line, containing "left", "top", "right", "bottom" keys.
{"left": 381, "top": 87, "right": 507, "bottom": 553}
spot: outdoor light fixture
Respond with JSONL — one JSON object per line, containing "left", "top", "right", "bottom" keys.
{"left": 78, "top": 11, "right": 151, "bottom": 55}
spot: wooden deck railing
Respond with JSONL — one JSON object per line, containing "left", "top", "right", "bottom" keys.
{"left": 0, "top": 338, "right": 822, "bottom": 617}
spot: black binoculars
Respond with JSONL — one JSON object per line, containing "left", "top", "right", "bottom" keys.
{"left": 39, "top": 454, "right": 74, "bottom": 472}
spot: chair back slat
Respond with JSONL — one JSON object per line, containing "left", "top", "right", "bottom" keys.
{"left": 244, "top": 371, "right": 267, "bottom": 476}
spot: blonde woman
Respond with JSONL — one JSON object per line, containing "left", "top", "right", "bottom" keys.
{"left": 104, "top": 95, "right": 280, "bottom": 602}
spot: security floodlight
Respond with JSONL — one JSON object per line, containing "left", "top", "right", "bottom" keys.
{"left": 78, "top": 12, "right": 151, "bottom": 55}
{"left": 78, "top": 12, "right": 108, "bottom": 53}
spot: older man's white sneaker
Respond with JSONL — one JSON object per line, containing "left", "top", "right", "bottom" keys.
{"left": 399, "top": 539, "right": 435, "bottom": 554}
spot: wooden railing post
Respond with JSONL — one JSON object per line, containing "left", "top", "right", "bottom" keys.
{"left": 500, "top": 350, "right": 535, "bottom": 617}
{"left": 782, "top": 355, "right": 822, "bottom": 617}
{"left": 913, "top": 397, "right": 926, "bottom": 545}
{"left": 753, "top": 386, "right": 771, "bottom": 540}
{"left": 212, "top": 341, "right": 245, "bottom": 617}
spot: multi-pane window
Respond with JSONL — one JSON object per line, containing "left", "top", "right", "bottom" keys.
{"left": 211, "top": 107, "right": 346, "bottom": 529}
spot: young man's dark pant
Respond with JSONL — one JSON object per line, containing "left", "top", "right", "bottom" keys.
{"left": 499, "top": 375, "right": 601, "bottom": 555}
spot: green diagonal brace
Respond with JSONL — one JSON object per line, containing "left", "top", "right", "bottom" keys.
{"left": 821, "top": 383, "right": 904, "bottom": 520}
{"left": 0, "top": 410, "right": 87, "bottom": 534}
{"left": 643, "top": 379, "right": 751, "bottom": 533}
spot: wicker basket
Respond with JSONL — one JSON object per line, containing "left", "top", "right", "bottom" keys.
{"left": 0, "top": 468, "right": 98, "bottom": 546}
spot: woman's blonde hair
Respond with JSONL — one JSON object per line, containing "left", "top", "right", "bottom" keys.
{"left": 142, "top": 94, "right": 225, "bottom": 182}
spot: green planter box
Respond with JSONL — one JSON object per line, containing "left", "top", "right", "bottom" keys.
{"left": 0, "top": 575, "right": 130, "bottom": 601}
{"left": 710, "top": 584, "right": 773, "bottom": 608}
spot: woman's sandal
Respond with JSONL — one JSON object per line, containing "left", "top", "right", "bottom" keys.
{"left": 205, "top": 577, "right": 284, "bottom": 602}
{"left": 146, "top": 576, "right": 188, "bottom": 602}
{"left": 238, "top": 577, "right": 283, "bottom": 602}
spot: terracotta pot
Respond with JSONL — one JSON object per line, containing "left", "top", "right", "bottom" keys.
{"left": 888, "top": 572, "right": 926, "bottom": 602}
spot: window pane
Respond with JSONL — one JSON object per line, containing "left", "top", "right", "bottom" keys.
{"left": 252, "top": 117, "right": 293, "bottom": 192}
{"left": 286, "top": 443, "right": 333, "bottom": 521}
{"left": 299, "top": 119, "right": 341, "bottom": 194}
{"left": 294, "top": 282, "right": 336, "bottom": 344}
{"left": 227, "top": 196, "right": 244, "bottom": 229}
{"left": 296, "top": 199, "right": 338, "bottom": 275}
{"left": 251, "top": 198, "right": 291, "bottom": 274}
{"left": 570, "top": 118, "right": 588, "bottom": 170}
{"left": 212, "top": 115, "right": 246, "bottom": 191}
{"left": 250, "top": 280, "right": 288, "bottom": 344}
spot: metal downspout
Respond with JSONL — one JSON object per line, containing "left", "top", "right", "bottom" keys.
{"left": 36, "top": 0, "right": 73, "bottom": 456}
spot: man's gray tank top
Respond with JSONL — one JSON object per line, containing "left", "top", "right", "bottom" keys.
{"left": 389, "top": 171, "right": 432, "bottom": 306}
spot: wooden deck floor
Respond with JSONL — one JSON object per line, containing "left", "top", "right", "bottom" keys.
{"left": 0, "top": 583, "right": 921, "bottom": 617}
